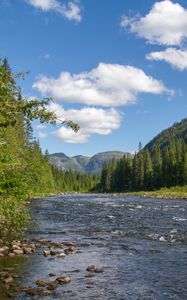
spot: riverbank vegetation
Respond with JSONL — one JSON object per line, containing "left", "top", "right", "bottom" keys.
{"left": 131, "top": 185, "right": 187, "bottom": 199}
{"left": 0, "top": 58, "right": 98, "bottom": 235}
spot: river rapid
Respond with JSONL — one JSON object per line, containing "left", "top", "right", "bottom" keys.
{"left": 17, "top": 194, "right": 187, "bottom": 299}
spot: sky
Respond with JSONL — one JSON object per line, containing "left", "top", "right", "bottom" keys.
{"left": 0, "top": 0, "right": 187, "bottom": 157}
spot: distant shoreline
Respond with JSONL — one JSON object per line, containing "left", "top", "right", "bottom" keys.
{"left": 31, "top": 186, "right": 187, "bottom": 200}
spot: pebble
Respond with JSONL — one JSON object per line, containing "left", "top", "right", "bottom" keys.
{"left": 43, "top": 250, "right": 50, "bottom": 257}
{"left": 13, "top": 249, "right": 24, "bottom": 255}
{"left": 35, "top": 279, "right": 49, "bottom": 287}
{"left": 86, "top": 265, "right": 104, "bottom": 273}
{"left": 56, "top": 276, "right": 71, "bottom": 284}
{"left": 48, "top": 272, "right": 56, "bottom": 277}
{"left": 3, "top": 276, "right": 14, "bottom": 284}
{"left": 47, "top": 281, "right": 58, "bottom": 290}
{"left": 68, "top": 245, "right": 76, "bottom": 252}
{"left": 57, "top": 252, "right": 66, "bottom": 257}
{"left": 63, "top": 241, "right": 75, "bottom": 247}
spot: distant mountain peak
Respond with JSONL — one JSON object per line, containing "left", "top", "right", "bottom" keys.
{"left": 49, "top": 151, "right": 128, "bottom": 174}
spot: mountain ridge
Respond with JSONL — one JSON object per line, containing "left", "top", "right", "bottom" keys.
{"left": 49, "top": 151, "right": 128, "bottom": 174}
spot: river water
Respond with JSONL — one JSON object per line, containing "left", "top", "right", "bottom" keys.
{"left": 17, "top": 194, "right": 187, "bottom": 299}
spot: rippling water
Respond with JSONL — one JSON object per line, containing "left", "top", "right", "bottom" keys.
{"left": 18, "top": 194, "right": 187, "bottom": 299}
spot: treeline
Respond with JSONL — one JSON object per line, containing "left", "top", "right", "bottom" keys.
{"left": 100, "top": 140, "right": 187, "bottom": 192}
{"left": 0, "top": 57, "right": 96, "bottom": 233}
{"left": 51, "top": 165, "right": 99, "bottom": 192}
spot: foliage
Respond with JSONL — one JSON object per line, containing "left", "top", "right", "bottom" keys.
{"left": 0, "top": 57, "right": 81, "bottom": 236}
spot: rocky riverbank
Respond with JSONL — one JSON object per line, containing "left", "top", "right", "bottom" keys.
{"left": 0, "top": 237, "right": 104, "bottom": 298}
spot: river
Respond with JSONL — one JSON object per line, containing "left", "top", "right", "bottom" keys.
{"left": 12, "top": 194, "right": 187, "bottom": 299}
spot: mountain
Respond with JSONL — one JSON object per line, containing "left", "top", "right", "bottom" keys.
{"left": 144, "top": 118, "right": 187, "bottom": 153}
{"left": 85, "top": 151, "right": 125, "bottom": 174}
{"left": 49, "top": 153, "right": 87, "bottom": 173}
{"left": 49, "top": 151, "right": 127, "bottom": 174}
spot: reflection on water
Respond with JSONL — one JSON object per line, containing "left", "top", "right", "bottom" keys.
{"left": 13, "top": 194, "right": 187, "bottom": 299}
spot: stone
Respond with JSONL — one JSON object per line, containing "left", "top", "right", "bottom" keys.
{"left": 36, "top": 279, "right": 49, "bottom": 287}
{"left": 13, "top": 249, "right": 24, "bottom": 255}
{"left": 0, "top": 246, "right": 9, "bottom": 255}
{"left": 38, "top": 239, "right": 50, "bottom": 244}
{"left": 68, "top": 245, "right": 76, "bottom": 252}
{"left": 23, "top": 247, "right": 34, "bottom": 254}
{"left": 3, "top": 276, "right": 14, "bottom": 284}
{"left": 86, "top": 265, "right": 97, "bottom": 272}
{"left": 25, "top": 287, "right": 45, "bottom": 296}
{"left": 47, "top": 281, "right": 58, "bottom": 290}
{"left": 85, "top": 273, "right": 95, "bottom": 278}
{"left": 63, "top": 241, "right": 75, "bottom": 247}
{"left": 8, "top": 253, "right": 15, "bottom": 257}
{"left": 48, "top": 273, "right": 56, "bottom": 277}
{"left": 57, "top": 252, "right": 66, "bottom": 257}
{"left": 56, "top": 276, "right": 71, "bottom": 284}
{"left": 64, "top": 249, "right": 70, "bottom": 255}
{"left": 43, "top": 250, "right": 50, "bottom": 257}
{"left": 50, "top": 250, "right": 56, "bottom": 256}
{"left": 51, "top": 241, "right": 63, "bottom": 248}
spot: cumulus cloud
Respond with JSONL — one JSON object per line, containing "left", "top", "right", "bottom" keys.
{"left": 146, "top": 48, "right": 187, "bottom": 71}
{"left": 27, "top": 0, "right": 82, "bottom": 22}
{"left": 120, "top": 0, "right": 187, "bottom": 46}
{"left": 48, "top": 103, "right": 121, "bottom": 143}
{"left": 33, "top": 63, "right": 172, "bottom": 107}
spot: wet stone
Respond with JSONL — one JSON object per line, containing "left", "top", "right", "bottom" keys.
{"left": 23, "top": 247, "right": 34, "bottom": 254}
{"left": 85, "top": 273, "right": 95, "bottom": 278}
{"left": 50, "top": 250, "right": 57, "bottom": 256}
{"left": 25, "top": 287, "right": 45, "bottom": 296}
{"left": 0, "top": 246, "right": 9, "bottom": 255}
{"left": 68, "top": 245, "right": 76, "bottom": 252}
{"left": 57, "top": 252, "right": 66, "bottom": 257}
{"left": 35, "top": 279, "right": 49, "bottom": 287}
{"left": 63, "top": 241, "right": 75, "bottom": 247}
{"left": 48, "top": 272, "right": 56, "bottom": 277}
{"left": 51, "top": 241, "right": 63, "bottom": 248}
{"left": 8, "top": 253, "right": 15, "bottom": 257}
{"left": 3, "top": 276, "right": 14, "bottom": 284}
{"left": 13, "top": 249, "right": 24, "bottom": 255}
{"left": 47, "top": 281, "right": 58, "bottom": 290}
{"left": 86, "top": 265, "right": 103, "bottom": 273}
{"left": 43, "top": 250, "right": 50, "bottom": 257}
{"left": 56, "top": 276, "right": 71, "bottom": 284}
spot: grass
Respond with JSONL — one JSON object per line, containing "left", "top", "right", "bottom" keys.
{"left": 132, "top": 185, "right": 187, "bottom": 199}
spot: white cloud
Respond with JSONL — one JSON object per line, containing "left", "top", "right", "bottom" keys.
{"left": 48, "top": 103, "right": 121, "bottom": 143}
{"left": 121, "top": 0, "right": 187, "bottom": 46}
{"left": 38, "top": 131, "right": 48, "bottom": 138}
{"left": 33, "top": 63, "right": 172, "bottom": 107}
{"left": 27, "top": 0, "right": 82, "bottom": 22}
{"left": 146, "top": 48, "right": 187, "bottom": 71}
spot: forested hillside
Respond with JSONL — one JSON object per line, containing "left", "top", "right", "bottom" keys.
{"left": 100, "top": 121, "right": 187, "bottom": 192}
{"left": 144, "top": 118, "right": 187, "bottom": 154}
{"left": 0, "top": 58, "right": 98, "bottom": 234}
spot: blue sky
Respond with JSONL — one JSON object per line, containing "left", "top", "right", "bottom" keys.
{"left": 1, "top": 0, "right": 187, "bottom": 156}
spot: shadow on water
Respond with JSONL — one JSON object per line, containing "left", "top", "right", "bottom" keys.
{"left": 0, "top": 256, "right": 27, "bottom": 299}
